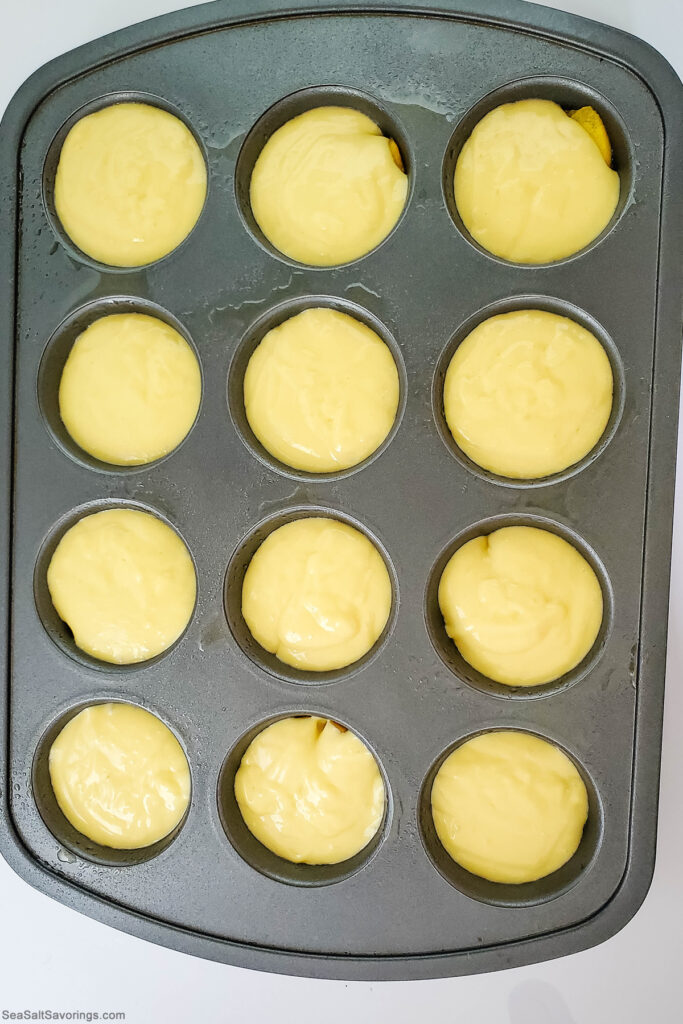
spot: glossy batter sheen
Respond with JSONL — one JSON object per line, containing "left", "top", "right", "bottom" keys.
{"left": 49, "top": 703, "right": 191, "bottom": 850}
{"left": 234, "top": 716, "right": 385, "bottom": 864}
{"left": 438, "top": 526, "right": 603, "bottom": 687}
{"left": 241, "top": 517, "right": 392, "bottom": 671}
{"left": 54, "top": 102, "right": 207, "bottom": 267}
{"left": 244, "top": 307, "right": 400, "bottom": 472}
{"left": 59, "top": 313, "right": 201, "bottom": 466}
{"left": 454, "top": 99, "right": 620, "bottom": 263}
{"left": 47, "top": 508, "right": 196, "bottom": 665}
{"left": 431, "top": 731, "right": 589, "bottom": 883}
{"left": 250, "top": 106, "right": 408, "bottom": 265}
{"left": 443, "top": 309, "right": 613, "bottom": 479}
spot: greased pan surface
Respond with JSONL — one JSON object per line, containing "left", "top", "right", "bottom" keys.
{"left": 1, "top": 0, "right": 682, "bottom": 980}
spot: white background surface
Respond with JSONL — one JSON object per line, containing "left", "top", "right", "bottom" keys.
{"left": 1, "top": 1, "right": 681, "bottom": 1021}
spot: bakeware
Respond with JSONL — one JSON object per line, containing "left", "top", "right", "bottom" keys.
{"left": 1, "top": 0, "right": 682, "bottom": 980}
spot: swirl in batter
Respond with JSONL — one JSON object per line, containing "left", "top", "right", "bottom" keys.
{"left": 244, "top": 307, "right": 399, "bottom": 473}
{"left": 47, "top": 508, "right": 196, "bottom": 665}
{"left": 234, "top": 716, "right": 385, "bottom": 864}
{"left": 49, "top": 703, "right": 191, "bottom": 850}
{"left": 241, "top": 517, "right": 392, "bottom": 672}
{"left": 443, "top": 309, "right": 613, "bottom": 479}
{"left": 250, "top": 106, "right": 408, "bottom": 265}
{"left": 438, "top": 525, "right": 603, "bottom": 687}
{"left": 454, "top": 99, "right": 619, "bottom": 263}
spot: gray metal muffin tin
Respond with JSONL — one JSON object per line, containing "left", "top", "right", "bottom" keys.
{"left": 1, "top": 0, "right": 681, "bottom": 981}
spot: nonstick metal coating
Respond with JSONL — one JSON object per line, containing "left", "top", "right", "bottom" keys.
{"left": 1, "top": 0, "right": 682, "bottom": 980}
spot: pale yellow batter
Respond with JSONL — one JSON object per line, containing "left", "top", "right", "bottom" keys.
{"left": 454, "top": 99, "right": 620, "bottom": 263}
{"left": 234, "top": 716, "right": 385, "bottom": 864}
{"left": 250, "top": 106, "right": 408, "bottom": 265}
{"left": 54, "top": 102, "right": 207, "bottom": 267}
{"left": 47, "top": 508, "right": 196, "bottom": 665}
{"left": 438, "top": 526, "right": 602, "bottom": 687}
{"left": 49, "top": 703, "right": 191, "bottom": 850}
{"left": 244, "top": 307, "right": 400, "bottom": 473}
{"left": 59, "top": 313, "right": 201, "bottom": 466}
{"left": 443, "top": 309, "right": 613, "bottom": 479}
{"left": 241, "top": 517, "right": 392, "bottom": 671}
{"left": 431, "top": 731, "right": 588, "bottom": 884}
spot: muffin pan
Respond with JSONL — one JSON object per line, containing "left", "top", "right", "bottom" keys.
{"left": 1, "top": 0, "right": 682, "bottom": 980}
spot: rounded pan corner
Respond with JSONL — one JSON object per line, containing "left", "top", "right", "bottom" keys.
{"left": 0, "top": 776, "right": 658, "bottom": 981}
{"left": 566, "top": 19, "right": 683, "bottom": 126}
{"left": 432, "top": 0, "right": 683, "bottom": 122}
{"left": 1, "top": 0, "right": 682, "bottom": 148}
